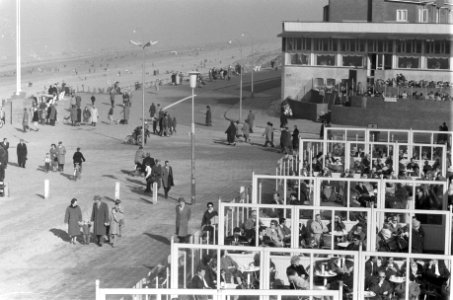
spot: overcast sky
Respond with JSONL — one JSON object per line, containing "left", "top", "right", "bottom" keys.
{"left": 0, "top": 0, "right": 325, "bottom": 60}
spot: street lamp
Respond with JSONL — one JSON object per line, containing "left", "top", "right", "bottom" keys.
{"left": 130, "top": 39, "right": 158, "bottom": 147}
{"left": 228, "top": 39, "right": 243, "bottom": 122}
{"left": 16, "top": 0, "right": 21, "bottom": 96}
{"left": 189, "top": 72, "right": 199, "bottom": 204}
{"left": 241, "top": 32, "right": 254, "bottom": 98}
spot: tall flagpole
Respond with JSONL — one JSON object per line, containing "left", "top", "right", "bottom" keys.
{"left": 16, "top": 0, "right": 21, "bottom": 95}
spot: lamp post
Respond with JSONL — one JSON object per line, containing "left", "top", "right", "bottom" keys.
{"left": 130, "top": 39, "right": 158, "bottom": 147}
{"left": 241, "top": 33, "right": 254, "bottom": 98}
{"left": 16, "top": 0, "right": 21, "bottom": 96}
{"left": 189, "top": 72, "right": 199, "bottom": 204}
{"left": 229, "top": 39, "right": 244, "bottom": 122}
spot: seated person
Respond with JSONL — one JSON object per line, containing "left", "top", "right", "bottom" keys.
{"left": 328, "top": 215, "right": 346, "bottom": 232}
{"left": 423, "top": 259, "right": 450, "bottom": 296}
{"left": 346, "top": 234, "right": 362, "bottom": 251}
{"left": 242, "top": 210, "right": 258, "bottom": 243}
{"left": 287, "top": 254, "right": 310, "bottom": 279}
{"left": 329, "top": 255, "right": 354, "bottom": 291}
{"left": 355, "top": 178, "right": 376, "bottom": 207}
{"left": 365, "top": 256, "right": 380, "bottom": 289}
{"left": 190, "top": 266, "right": 210, "bottom": 289}
{"left": 263, "top": 219, "right": 284, "bottom": 247}
{"left": 406, "top": 158, "right": 419, "bottom": 175}
{"left": 220, "top": 250, "right": 243, "bottom": 284}
{"left": 382, "top": 257, "right": 400, "bottom": 280}
{"left": 201, "top": 202, "right": 218, "bottom": 243}
{"left": 288, "top": 193, "right": 303, "bottom": 205}
{"left": 225, "top": 227, "right": 248, "bottom": 246}
{"left": 411, "top": 218, "right": 425, "bottom": 253}
{"left": 368, "top": 270, "right": 393, "bottom": 300}
{"left": 311, "top": 157, "right": 323, "bottom": 173}
{"left": 279, "top": 217, "right": 291, "bottom": 244}
{"left": 347, "top": 224, "right": 366, "bottom": 243}
{"left": 310, "top": 214, "right": 328, "bottom": 247}
{"left": 286, "top": 266, "right": 309, "bottom": 289}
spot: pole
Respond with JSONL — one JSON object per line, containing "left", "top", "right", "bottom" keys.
{"left": 239, "top": 65, "right": 243, "bottom": 122}
{"left": 16, "top": 0, "right": 21, "bottom": 95}
{"left": 250, "top": 67, "right": 254, "bottom": 98}
{"left": 191, "top": 87, "right": 196, "bottom": 204}
{"left": 141, "top": 49, "right": 145, "bottom": 148}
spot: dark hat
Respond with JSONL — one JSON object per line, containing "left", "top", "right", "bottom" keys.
{"left": 70, "top": 198, "right": 77, "bottom": 205}
{"left": 58, "top": 141, "right": 62, "bottom": 144}
{"left": 115, "top": 199, "right": 121, "bottom": 205}
{"left": 178, "top": 197, "right": 186, "bottom": 203}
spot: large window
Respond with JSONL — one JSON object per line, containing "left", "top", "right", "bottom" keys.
{"left": 398, "top": 56, "right": 419, "bottom": 69}
{"left": 339, "top": 39, "right": 366, "bottom": 53}
{"left": 288, "top": 53, "right": 310, "bottom": 65}
{"left": 418, "top": 8, "right": 428, "bottom": 23}
{"left": 367, "top": 40, "right": 393, "bottom": 53}
{"left": 316, "top": 54, "right": 335, "bottom": 66}
{"left": 284, "top": 38, "right": 311, "bottom": 52}
{"left": 425, "top": 40, "right": 450, "bottom": 54}
{"left": 396, "top": 9, "right": 408, "bottom": 22}
{"left": 342, "top": 55, "right": 364, "bottom": 67}
{"left": 427, "top": 57, "right": 449, "bottom": 70}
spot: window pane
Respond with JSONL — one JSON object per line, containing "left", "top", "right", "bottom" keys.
{"left": 398, "top": 56, "right": 419, "bottom": 68}
{"left": 343, "top": 55, "right": 363, "bottom": 67}
{"left": 427, "top": 57, "right": 449, "bottom": 69}
{"left": 290, "top": 53, "right": 310, "bottom": 65}
{"left": 316, "top": 54, "right": 335, "bottom": 66}
{"left": 295, "top": 38, "right": 302, "bottom": 51}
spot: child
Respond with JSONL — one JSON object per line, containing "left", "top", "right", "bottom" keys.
{"left": 81, "top": 220, "right": 92, "bottom": 245}
{"left": 44, "top": 153, "right": 51, "bottom": 172}
{"left": 107, "top": 106, "right": 114, "bottom": 124}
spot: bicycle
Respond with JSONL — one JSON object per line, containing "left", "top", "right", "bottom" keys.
{"left": 73, "top": 163, "right": 81, "bottom": 181}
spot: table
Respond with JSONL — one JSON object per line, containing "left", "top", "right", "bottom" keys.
{"left": 242, "top": 266, "right": 260, "bottom": 288}
{"left": 389, "top": 276, "right": 405, "bottom": 284}
{"left": 315, "top": 271, "right": 337, "bottom": 286}
{"left": 337, "top": 241, "right": 350, "bottom": 248}
{"left": 363, "top": 291, "right": 376, "bottom": 298}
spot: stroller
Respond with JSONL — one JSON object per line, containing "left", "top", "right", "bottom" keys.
{"left": 123, "top": 126, "right": 149, "bottom": 145}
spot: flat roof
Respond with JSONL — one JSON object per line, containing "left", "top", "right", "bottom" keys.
{"left": 280, "top": 22, "right": 453, "bottom": 40}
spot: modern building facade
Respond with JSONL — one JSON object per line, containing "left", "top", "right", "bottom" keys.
{"left": 280, "top": 0, "right": 453, "bottom": 100}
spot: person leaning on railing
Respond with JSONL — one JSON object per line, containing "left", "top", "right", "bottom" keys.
{"left": 201, "top": 202, "right": 218, "bottom": 243}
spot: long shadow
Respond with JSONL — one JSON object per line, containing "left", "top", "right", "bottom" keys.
{"left": 195, "top": 122, "right": 208, "bottom": 127}
{"left": 104, "top": 196, "right": 116, "bottom": 203}
{"left": 212, "top": 139, "right": 232, "bottom": 146}
{"left": 36, "top": 165, "right": 48, "bottom": 173}
{"left": 50, "top": 228, "right": 70, "bottom": 242}
{"left": 15, "top": 127, "right": 25, "bottom": 132}
{"left": 36, "top": 193, "right": 44, "bottom": 199}
{"left": 102, "top": 102, "right": 111, "bottom": 106}
{"left": 120, "top": 169, "right": 134, "bottom": 176}
{"left": 126, "top": 177, "right": 144, "bottom": 185}
{"left": 8, "top": 162, "right": 20, "bottom": 167}
{"left": 143, "top": 233, "right": 171, "bottom": 245}
{"left": 139, "top": 197, "right": 154, "bottom": 205}
{"left": 129, "top": 184, "right": 146, "bottom": 196}
{"left": 60, "top": 173, "right": 74, "bottom": 181}
{"left": 102, "top": 174, "right": 117, "bottom": 179}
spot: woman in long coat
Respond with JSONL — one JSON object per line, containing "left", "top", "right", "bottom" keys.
{"left": 49, "top": 144, "right": 58, "bottom": 171}
{"left": 176, "top": 197, "right": 191, "bottom": 243}
{"left": 91, "top": 195, "right": 110, "bottom": 246}
{"left": 109, "top": 199, "right": 124, "bottom": 247}
{"left": 205, "top": 106, "right": 212, "bottom": 126}
{"left": 22, "top": 108, "right": 29, "bottom": 132}
{"left": 49, "top": 104, "right": 57, "bottom": 126}
{"left": 64, "top": 198, "right": 82, "bottom": 244}
{"left": 225, "top": 121, "right": 237, "bottom": 145}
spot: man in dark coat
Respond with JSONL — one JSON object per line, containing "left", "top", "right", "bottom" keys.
{"left": 292, "top": 125, "right": 299, "bottom": 151}
{"left": 151, "top": 159, "right": 163, "bottom": 191}
{"left": 176, "top": 197, "right": 191, "bottom": 243}
{"left": 246, "top": 110, "right": 255, "bottom": 133}
{"left": 0, "top": 138, "right": 9, "bottom": 166}
{"left": 72, "top": 147, "right": 86, "bottom": 174}
{"left": 162, "top": 160, "right": 174, "bottom": 199}
{"left": 225, "top": 121, "right": 237, "bottom": 145}
{"left": 149, "top": 102, "right": 156, "bottom": 118}
{"left": 280, "top": 127, "right": 292, "bottom": 154}
{"left": 17, "top": 139, "right": 28, "bottom": 168}
{"left": 91, "top": 195, "right": 110, "bottom": 246}
{"left": 205, "top": 106, "right": 212, "bottom": 126}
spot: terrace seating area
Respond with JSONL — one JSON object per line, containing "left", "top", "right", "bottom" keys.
{"left": 96, "top": 126, "right": 453, "bottom": 300}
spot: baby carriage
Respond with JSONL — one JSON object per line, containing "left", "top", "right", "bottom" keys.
{"left": 124, "top": 126, "right": 149, "bottom": 145}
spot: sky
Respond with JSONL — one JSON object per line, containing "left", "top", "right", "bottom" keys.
{"left": 0, "top": 0, "right": 325, "bottom": 62}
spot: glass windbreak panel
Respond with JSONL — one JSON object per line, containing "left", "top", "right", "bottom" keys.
{"left": 397, "top": 56, "right": 419, "bottom": 68}
{"left": 343, "top": 55, "right": 363, "bottom": 67}
{"left": 350, "top": 179, "right": 378, "bottom": 207}
{"left": 427, "top": 57, "right": 449, "bottom": 69}
{"left": 413, "top": 132, "right": 433, "bottom": 144}
{"left": 178, "top": 246, "right": 218, "bottom": 289}
{"left": 349, "top": 144, "right": 370, "bottom": 176}
{"left": 327, "top": 129, "right": 346, "bottom": 141}
{"left": 415, "top": 183, "right": 444, "bottom": 215}
{"left": 389, "top": 131, "right": 409, "bottom": 143}
{"left": 222, "top": 250, "right": 261, "bottom": 289}
{"left": 259, "top": 208, "right": 292, "bottom": 248}
{"left": 384, "top": 182, "right": 412, "bottom": 209}
{"left": 316, "top": 54, "right": 335, "bottom": 66}
{"left": 343, "top": 211, "right": 368, "bottom": 251}
{"left": 324, "top": 142, "right": 345, "bottom": 175}
{"left": 298, "top": 209, "right": 315, "bottom": 248}
{"left": 371, "top": 130, "right": 391, "bottom": 142}
{"left": 370, "top": 144, "right": 390, "bottom": 178}
{"left": 223, "top": 206, "right": 252, "bottom": 246}
{"left": 319, "top": 179, "right": 348, "bottom": 207}
{"left": 377, "top": 212, "right": 411, "bottom": 253}
{"left": 257, "top": 178, "right": 280, "bottom": 205}
{"left": 413, "top": 213, "right": 446, "bottom": 253}
{"left": 346, "top": 130, "right": 366, "bottom": 142}
{"left": 287, "top": 178, "right": 315, "bottom": 205}
{"left": 289, "top": 53, "right": 310, "bottom": 65}
{"left": 301, "top": 141, "right": 324, "bottom": 176}
{"left": 269, "top": 252, "right": 294, "bottom": 289}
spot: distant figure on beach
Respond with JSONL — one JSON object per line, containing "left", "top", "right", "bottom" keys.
{"left": 225, "top": 121, "right": 237, "bottom": 146}
{"left": 17, "top": 139, "right": 27, "bottom": 168}
{"left": 90, "top": 95, "right": 96, "bottom": 105}
{"left": 205, "top": 105, "right": 212, "bottom": 126}
{"left": 122, "top": 102, "right": 130, "bottom": 125}
{"left": 108, "top": 107, "right": 114, "bottom": 124}
{"left": 91, "top": 105, "right": 99, "bottom": 126}
{"left": 149, "top": 103, "right": 156, "bottom": 119}
{"left": 91, "top": 195, "right": 110, "bottom": 247}
{"left": 22, "top": 108, "right": 29, "bottom": 132}
{"left": 292, "top": 125, "right": 300, "bottom": 151}
{"left": 64, "top": 198, "right": 82, "bottom": 245}
{"left": 175, "top": 197, "right": 191, "bottom": 243}
{"left": 246, "top": 110, "right": 255, "bottom": 133}
{"left": 263, "top": 122, "right": 274, "bottom": 147}
{"left": 48, "top": 104, "right": 57, "bottom": 126}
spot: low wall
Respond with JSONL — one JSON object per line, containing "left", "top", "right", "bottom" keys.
{"left": 331, "top": 97, "right": 453, "bottom": 130}
{"left": 287, "top": 100, "right": 328, "bottom": 122}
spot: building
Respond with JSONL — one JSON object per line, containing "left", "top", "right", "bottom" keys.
{"left": 280, "top": 0, "right": 452, "bottom": 103}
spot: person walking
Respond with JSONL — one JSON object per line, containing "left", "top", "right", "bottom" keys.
{"left": 149, "top": 103, "right": 156, "bottom": 119}
{"left": 0, "top": 138, "right": 9, "bottom": 166}
{"left": 205, "top": 106, "right": 212, "bottom": 126}
{"left": 64, "top": 198, "right": 82, "bottom": 244}
{"left": 57, "top": 141, "right": 66, "bottom": 172}
{"left": 22, "top": 108, "right": 29, "bottom": 132}
{"left": 162, "top": 160, "right": 174, "bottom": 199}
{"left": 151, "top": 159, "right": 163, "bottom": 192}
{"left": 48, "top": 104, "right": 57, "bottom": 126}
{"left": 91, "top": 105, "right": 99, "bottom": 126}
{"left": 292, "top": 125, "right": 300, "bottom": 152}
{"left": 225, "top": 121, "right": 237, "bottom": 146}
{"left": 122, "top": 102, "right": 130, "bottom": 125}
{"left": 17, "top": 139, "right": 28, "bottom": 168}
{"left": 72, "top": 147, "right": 86, "bottom": 177}
{"left": 90, "top": 95, "right": 96, "bottom": 105}
{"left": 109, "top": 199, "right": 124, "bottom": 247}
{"left": 91, "top": 195, "right": 110, "bottom": 247}
{"left": 263, "top": 122, "right": 274, "bottom": 147}
{"left": 246, "top": 110, "right": 255, "bottom": 133}
{"left": 176, "top": 197, "right": 191, "bottom": 243}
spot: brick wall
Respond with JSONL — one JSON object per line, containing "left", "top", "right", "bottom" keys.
{"left": 328, "top": 0, "right": 369, "bottom": 22}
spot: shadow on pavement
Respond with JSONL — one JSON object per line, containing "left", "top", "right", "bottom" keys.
{"left": 61, "top": 173, "right": 74, "bottom": 181}
{"left": 126, "top": 177, "right": 144, "bottom": 185}
{"left": 102, "top": 174, "right": 117, "bottom": 179}
{"left": 50, "top": 228, "right": 70, "bottom": 242}
{"left": 35, "top": 193, "right": 44, "bottom": 199}
{"left": 143, "top": 233, "right": 171, "bottom": 245}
